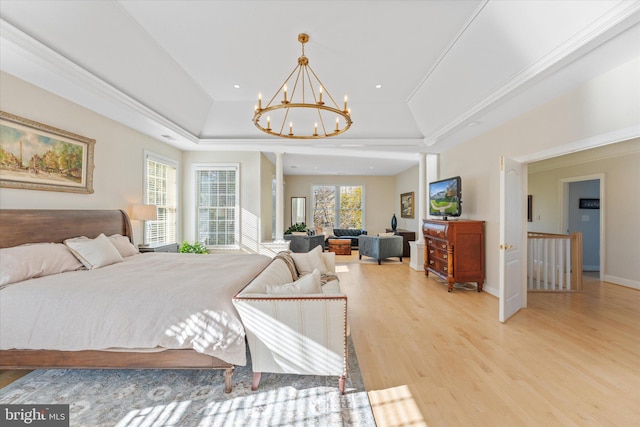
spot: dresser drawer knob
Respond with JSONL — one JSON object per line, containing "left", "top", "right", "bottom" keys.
{"left": 443, "top": 267, "right": 447, "bottom": 271}
{"left": 429, "top": 249, "right": 434, "bottom": 254}
{"left": 430, "top": 260, "right": 434, "bottom": 264}
{"left": 443, "top": 254, "right": 447, "bottom": 259}
{"left": 441, "top": 244, "right": 446, "bottom": 249}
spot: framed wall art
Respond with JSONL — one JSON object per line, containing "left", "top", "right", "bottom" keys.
{"left": 0, "top": 111, "right": 95, "bottom": 194}
{"left": 579, "top": 198, "right": 599, "bottom": 209}
{"left": 400, "top": 191, "right": 414, "bottom": 218}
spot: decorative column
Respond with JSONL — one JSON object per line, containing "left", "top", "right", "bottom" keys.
{"left": 275, "top": 152, "right": 284, "bottom": 240}
{"left": 410, "top": 153, "right": 427, "bottom": 271}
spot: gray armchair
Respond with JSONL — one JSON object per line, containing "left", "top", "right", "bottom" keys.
{"left": 284, "top": 234, "right": 325, "bottom": 253}
{"left": 358, "top": 235, "right": 403, "bottom": 265}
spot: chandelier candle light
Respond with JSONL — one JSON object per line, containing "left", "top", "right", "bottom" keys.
{"left": 253, "top": 33, "right": 352, "bottom": 139}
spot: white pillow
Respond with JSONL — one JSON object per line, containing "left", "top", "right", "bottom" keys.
{"left": 291, "top": 245, "right": 328, "bottom": 275}
{"left": 265, "top": 269, "right": 322, "bottom": 294}
{"left": 0, "top": 243, "right": 84, "bottom": 288}
{"left": 108, "top": 234, "right": 139, "bottom": 257}
{"left": 65, "top": 233, "right": 124, "bottom": 269}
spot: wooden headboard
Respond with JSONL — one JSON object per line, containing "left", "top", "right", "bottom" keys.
{"left": 0, "top": 209, "right": 133, "bottom": 249}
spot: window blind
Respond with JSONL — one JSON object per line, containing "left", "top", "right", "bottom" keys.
{"left": 145, "top": 156, "right": 177, "bottom": 244}
{"left": 196, "top": 165, "right": 238, "bottom": 248}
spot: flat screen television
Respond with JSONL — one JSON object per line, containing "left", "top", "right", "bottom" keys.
{"left": 429, "top": 176, "right": 461, "bottom": 220}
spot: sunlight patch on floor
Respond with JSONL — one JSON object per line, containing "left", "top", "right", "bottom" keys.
{"left": 336, "top": 265, "right": 350, "bottom": 273}
{"left": 368, "top": 385, "right": 427, "bottom": 427}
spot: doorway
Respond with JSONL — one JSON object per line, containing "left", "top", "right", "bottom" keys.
{"left": 560, "top": 174, "right": 605, "bottom": 280}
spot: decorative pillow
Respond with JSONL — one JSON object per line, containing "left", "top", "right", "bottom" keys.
{"left": 265, "top": 269, "right": 322, "bottom": 294}
{"left": 378, "top": 232, "right": 395, "bottom": 237}
{"left": 291, "top": 245, "right": 328, "bottom": 275}
{"left": 108, "top": 234, "right": 139, "bottom": 257}
{"left": 0, "top": 243, "right": 84, "bottom": 288}
{"left": 65, "top": 233, "right": 124, "bottom": 269}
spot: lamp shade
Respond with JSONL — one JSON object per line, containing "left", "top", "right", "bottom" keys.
{"left": 131, "top": 204, "right": 157, "bottom": 221}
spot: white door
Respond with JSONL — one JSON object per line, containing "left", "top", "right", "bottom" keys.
{"left": 499, "top": 155, "right": 525, "bottom": 322}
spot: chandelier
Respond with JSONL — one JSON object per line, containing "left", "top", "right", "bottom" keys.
{"left": 253, "top": 33, "right": 352, "bottom": 139}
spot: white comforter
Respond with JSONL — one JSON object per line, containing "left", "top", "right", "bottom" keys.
{"left": 0, "top": 253, "right": 271, "bottom": 366}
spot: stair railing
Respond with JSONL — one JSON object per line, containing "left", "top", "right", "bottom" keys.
{"left": 527, "top": 231, "right": 583, "bottom": 292}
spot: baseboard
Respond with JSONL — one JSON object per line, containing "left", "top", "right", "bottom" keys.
{"left": 603, "top": 274, "right": 640, "bottom": 290}
{"left": 583, "top": 265, "right": 599, "bottom": 272}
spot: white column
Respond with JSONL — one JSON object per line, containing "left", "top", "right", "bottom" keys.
{"left": 411, "top": 153, "right": 428, "bottom": 271}
{"left": 275, "top": 152, "right": 284, "bottom": 240}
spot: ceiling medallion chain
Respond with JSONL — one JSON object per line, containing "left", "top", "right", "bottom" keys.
{"left": 253, "top": 33, "right": 352, "bottom": 139}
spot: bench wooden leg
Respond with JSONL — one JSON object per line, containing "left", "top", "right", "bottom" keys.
{"left": 251, "top": 372, "right": 262, "bottom": 391}
{"left": 224, "top": 367, "right": 234, "bottom": 393}
{"left": 339, "top": 375, "right": 346, "bottom": 394}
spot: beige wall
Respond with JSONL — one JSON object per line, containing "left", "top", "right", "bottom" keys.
{"left": 528, "top": 138, "right": 640, "bottom": 287}
{"left": 284, "top": 174, "right": 396, "bottom": 235}
{"left": 395, "top": 165, "right": 420, "bottom": 235}
{"left": 0, "top": 71, "right": 182, "bottom": 245}
{"left": 439, "top": 58, "right": 640, "bottom": 295}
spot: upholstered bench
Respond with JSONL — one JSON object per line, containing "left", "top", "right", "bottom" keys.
{"left": 358, "top": 235, "right": 403, "bottom": 265}
{"left": 232, "top": 247, "right": 348, "bottom": 394}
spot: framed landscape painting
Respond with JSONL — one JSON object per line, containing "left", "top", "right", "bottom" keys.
{"left": 0, "top": 111, "right": 95, "bottom": 193}
{"left": 401, "top": 191, "right": 414, "bottom": 218}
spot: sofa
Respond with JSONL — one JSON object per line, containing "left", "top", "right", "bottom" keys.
{"left": 358, "top": 234, "right": 403, "bottom": 264}
{"left": 233, "top": 246, "right": 348, "bottom": 393}
{"left": 325, "top": 228, "right": 367, "bottom": 249}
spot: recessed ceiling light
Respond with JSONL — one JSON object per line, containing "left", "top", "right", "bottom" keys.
{"left": 369, "top": 166, "right": 374, "bottom": 169}
{"left": 234, "top": 84, "right": 240, "bottom": 89}
{"left": 375, "top": 84, "right": 382, "bottom": 89}
{"left": 467, "top": 121, "right": 480, "bottom": 127}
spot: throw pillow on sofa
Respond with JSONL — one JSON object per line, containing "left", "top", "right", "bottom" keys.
{"left": 265, "top": 269, "right": 322, "bottom": 294}
{"left": 291, "top": 245, "right": 329, "bottom": 275}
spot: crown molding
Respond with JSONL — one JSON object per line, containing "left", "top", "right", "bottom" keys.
{"left": 425, "top": 1, "right": 640, "bottom": 147}
{"left": 0, "top": 19, "right": 199, "bottom": 146}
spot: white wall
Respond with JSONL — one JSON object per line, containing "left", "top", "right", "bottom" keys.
{"left": 0, "top": 71, "right": 182, "bottom": 245}
{"left": 439, "top": 58, "right": 640, "bottom": 295}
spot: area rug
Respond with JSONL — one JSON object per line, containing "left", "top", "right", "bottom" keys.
{"left": 0, "top": 339, "right": 375, "bottom": 427}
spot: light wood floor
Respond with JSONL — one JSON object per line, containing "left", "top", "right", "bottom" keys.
{"left": 336, "top": 253, "right": 640, "bottom": 427}
{"left": 2, "top": 253, "right": 638, "bottom": 427}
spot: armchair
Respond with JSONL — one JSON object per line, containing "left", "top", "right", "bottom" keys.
{"left": 358, "top": 235, "right": 403, "bottom": 264}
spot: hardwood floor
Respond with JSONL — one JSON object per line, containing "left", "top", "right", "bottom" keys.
{"left": 336, "top": 254, "right": 640, "bottom": 427}
{"left": 2, "top": 255, "right": 638, "bottom": 427}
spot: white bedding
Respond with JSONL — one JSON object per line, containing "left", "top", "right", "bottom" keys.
{"left": 0, "top": 253, "right": 271, "bottom": 366}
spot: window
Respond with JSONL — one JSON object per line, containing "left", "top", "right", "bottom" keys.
{"left": 145, "top": 153, "right": 177, "bottom": 244}
{"left": 312, "top": 185, "right": 363, "bottom": 229}
{"left": 195, "top": 164, "right": 239, "bottom": 248}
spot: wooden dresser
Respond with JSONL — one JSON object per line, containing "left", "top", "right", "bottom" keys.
{"left": 423, "top": 219, "right": 485, "bottom": 292}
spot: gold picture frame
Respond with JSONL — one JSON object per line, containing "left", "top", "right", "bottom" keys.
{"left": 401, "top": 191, "right": 414, "bottom": 218}
{"left": 0, "top": 111, "right": 95, "bottom": 194}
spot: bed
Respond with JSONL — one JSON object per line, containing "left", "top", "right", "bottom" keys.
{"left": 0, "top": 209, "right": 271, "bottom": 393}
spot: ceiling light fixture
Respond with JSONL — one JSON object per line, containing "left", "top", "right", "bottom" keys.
{"left": 253, "top": 33, "right": 352, "bottom": 139}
